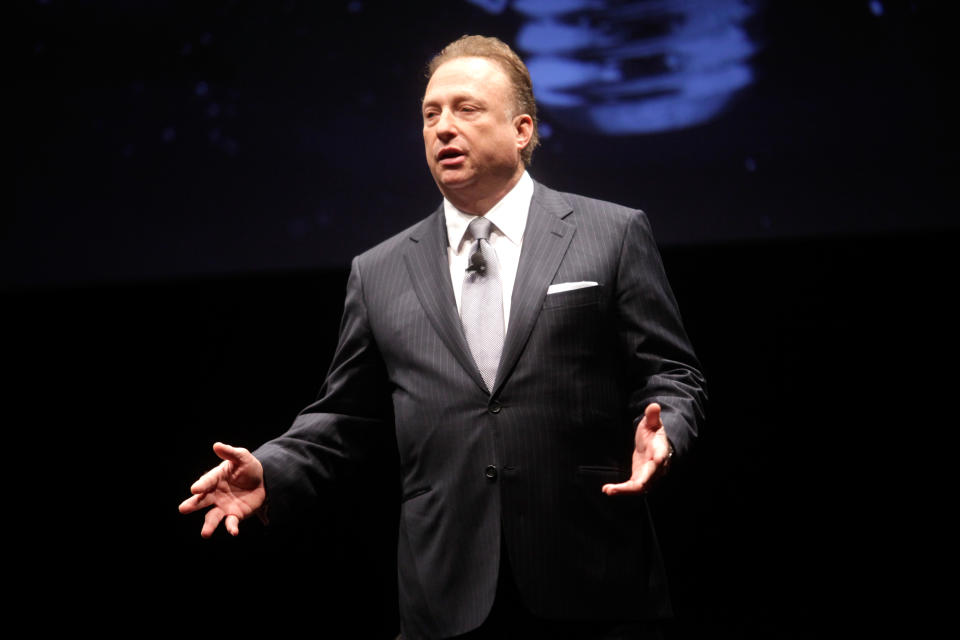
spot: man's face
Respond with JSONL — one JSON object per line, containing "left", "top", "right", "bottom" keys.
{"left": 422, "top": 56, "right": 532, "bottom": 213}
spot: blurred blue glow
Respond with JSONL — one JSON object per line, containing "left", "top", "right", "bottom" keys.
{"left": 517, "top": 19, "right": 618, "bottom": 54}
{"left": 869, "top": 1, "right": 884, "bottom": 17}
{"left": 195, "top": 81, "right": 209, "bottom": 97}
{"left": 470, "top": 0, "right": 760, "bottom": 135}
{"left": 467, "top": 0, "right": 510, "bottom": 13}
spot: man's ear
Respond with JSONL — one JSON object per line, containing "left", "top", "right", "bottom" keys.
{"left": 514, "top": 113, "right": 534, "bottom": 150}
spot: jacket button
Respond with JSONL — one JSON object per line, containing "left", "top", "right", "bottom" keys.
{"left": 488, "top": 402, "right": 502, "bottom": 414}
{"left": 484, "top": 465, "right": 498, "bottom": 480}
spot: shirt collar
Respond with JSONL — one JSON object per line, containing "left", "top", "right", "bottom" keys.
{"left": 444, "top": 171, "right": 534, "bottom": 252}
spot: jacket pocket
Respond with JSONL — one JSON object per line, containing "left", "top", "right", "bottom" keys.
{"left": 400, "top": 486, "right": 431, "bottom": 503}
{"left": 575, "top": 465, "right": 627, "bottom": 485}
{"left": 542, "top": 284, "right": 603, "bottom": 310}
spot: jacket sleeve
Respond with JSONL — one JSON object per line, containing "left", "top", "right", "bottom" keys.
{"left": 615, "top": 210, "right": 706, "bottom": 456}
{"left": 253, "top": 256, "right": 395, "bottom": 525}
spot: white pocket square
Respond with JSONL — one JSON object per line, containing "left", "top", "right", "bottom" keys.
{"left": 546, "top": 281, "right": 598, "bottom": 294}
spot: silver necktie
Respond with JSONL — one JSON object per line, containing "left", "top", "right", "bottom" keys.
{"left": 460, "top": 216, "right": 504, "bottom": 392}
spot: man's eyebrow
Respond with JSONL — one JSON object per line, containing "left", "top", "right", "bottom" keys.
{"left": 420, "top": 94, "right": 488, "bottom": 117}
{"left": 423, "top": 92, "right": 482, "bottom": 105}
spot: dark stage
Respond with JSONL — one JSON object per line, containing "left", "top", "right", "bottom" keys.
{"left": 8, "top": 232, "right": 954, "bottom": 636}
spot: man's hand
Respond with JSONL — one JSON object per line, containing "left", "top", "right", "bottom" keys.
{"left": 178, "top": 442, "right": 266, "bottom": 537}
{"left": 602, "top": 403, "right": 672, "bottom": 496}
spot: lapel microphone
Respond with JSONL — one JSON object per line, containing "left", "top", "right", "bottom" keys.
{"left": 466, "top": 249, "right": 487, "bottom": 275}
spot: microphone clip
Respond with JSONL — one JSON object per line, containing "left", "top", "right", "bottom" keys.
{"left": 466, "top": 251, "right": 487, "bottom": 275}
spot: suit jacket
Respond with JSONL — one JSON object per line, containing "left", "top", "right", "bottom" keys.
{"left": 254, "top": 181, "right": 706, "bottom": 639}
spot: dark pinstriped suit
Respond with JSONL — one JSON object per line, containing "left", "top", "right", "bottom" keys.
{"left": 254, "top": 181, "right": 706, "bottom": 640}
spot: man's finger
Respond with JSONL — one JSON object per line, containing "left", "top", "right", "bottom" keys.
{"left": 190, "top": 460, "right": 229, "bottom": 495}
{"left": 201, "top": 507, "right": 226, "bottom": 538}
{"left": 181, "top": 490, "right": 218, "bottom": 514}
{"left": 602, "top": 459, "right": 658, "bottom": 495}
{"left": 602, "top": 478, "right": 645, "bottom": 495}
{"left": 212, "top": 442, "right": 247, "bottom": 464}
{"left": 642, "top": 403, "right": 662, "bottom": 431}
{"left": 225, "top": 514, "right": 240, "bottom": 536}
{"left": 178, "top": 492, "right": 207, "bottom": 514}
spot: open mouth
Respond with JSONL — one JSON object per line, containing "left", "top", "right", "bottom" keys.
{"left": 438, "top": 147, "right": 465, "bottom": 164}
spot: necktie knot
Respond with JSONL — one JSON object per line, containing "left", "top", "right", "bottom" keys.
{"left": 467, "top": 216, "right": 494, "bottom": 243}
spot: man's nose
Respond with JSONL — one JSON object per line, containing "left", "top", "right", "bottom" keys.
{"left": 436, "top": 109, "right": 456, "bottom": 140}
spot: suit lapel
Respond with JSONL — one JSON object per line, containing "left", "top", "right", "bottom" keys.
{"left": 493, "top": 183, "right": 574, "bottom": 396}
{"left": 404, "top": 206, "right": 489, "bottom": 393}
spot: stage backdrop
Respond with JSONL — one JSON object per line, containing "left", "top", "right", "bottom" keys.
{"left": 10, "top": 0, "right": 951, "bottom": 287}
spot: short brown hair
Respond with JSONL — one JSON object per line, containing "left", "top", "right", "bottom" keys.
{"left": 426, "top": 35, "right": 539, "bottom": 166}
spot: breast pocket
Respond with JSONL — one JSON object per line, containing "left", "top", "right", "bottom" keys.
{"left": 541, "top": 283, "right": 603, "bottom": 310}
{"left": 536, "top": 283, "right": 606, "bottom": 355}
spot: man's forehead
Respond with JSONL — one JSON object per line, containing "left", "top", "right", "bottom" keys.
{"left": 424, "top": 56, "right": 510, "bottom": 95}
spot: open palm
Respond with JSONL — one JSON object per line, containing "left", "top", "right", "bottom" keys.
{"left": 178, "top": 442, "right": 266, "bottom": 537}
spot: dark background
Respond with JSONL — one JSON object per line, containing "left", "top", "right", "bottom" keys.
{"left": 8, "top": 1, "right": 954, "bottom": 636}
{"left": 8, "top": 0, "right": 952, "bottom": 285}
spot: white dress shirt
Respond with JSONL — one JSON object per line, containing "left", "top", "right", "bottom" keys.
{"left": 444, "top": 171, "right": 534, "bottom": 334}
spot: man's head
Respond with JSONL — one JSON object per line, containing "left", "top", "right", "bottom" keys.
{"left": 426, "top": 36, "right": 539, "bottom": 166}
{"left": 422, "top": 36, "right": 538, "bottom": 215}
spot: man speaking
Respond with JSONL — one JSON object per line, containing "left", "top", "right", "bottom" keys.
{"left": 180, "top": 35, "right": 706, "bottom": 640}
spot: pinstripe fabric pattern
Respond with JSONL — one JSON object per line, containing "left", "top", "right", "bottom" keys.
{"left": 253, "top": 181, "right": 706, "bottom": 640}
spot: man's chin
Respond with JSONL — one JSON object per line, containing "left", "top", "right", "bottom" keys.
{"left": 435, "top": 171, "right": 476, "bottom": 193}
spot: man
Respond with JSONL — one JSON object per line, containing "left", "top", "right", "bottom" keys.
{"left": 180, "top": 35, "right": 706, "bottom": 639}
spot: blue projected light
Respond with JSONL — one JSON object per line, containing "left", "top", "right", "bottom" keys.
{"left": 468, "top": 0, "right": 760, "bottom": 134}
